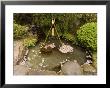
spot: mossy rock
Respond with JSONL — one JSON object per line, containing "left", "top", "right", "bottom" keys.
{"left": 92, "top": 52, "right": 97, "bottom": 68}
{"left": 81, "top": 63, "right": 96, "bottom": 73}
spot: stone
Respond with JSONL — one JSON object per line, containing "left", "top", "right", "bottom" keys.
{"left": 61, "top": 60, "right": 82, "bottom": 75}
{"left": 28, "top": 70, "right": 57, "bottom": 75}
{"left": 81, "top": 63, "right": 96, "bottom": 73}
{"left": 14, "top": 65, "right": 29, "bottom": 75}
{"left": 19, "top": 60, "right": 26, "bottom": 65}
{"left": 40, "top": 47, "right": 52, "bottom": 54}
{"left": 32, "top": 50, "right": 35, "bottom": 52}
{"left": 59, "top": 43, "right": 73, "bottom": 53}
{"left": 14, "top": 41, "right": 25, "bottom": 65}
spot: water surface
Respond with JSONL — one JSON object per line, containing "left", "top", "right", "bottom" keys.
{"left": 27, "top": 40, "right": 86, "bottom": 71}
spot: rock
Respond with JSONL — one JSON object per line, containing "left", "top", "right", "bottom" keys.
{"left": 44, "top": 43, "right": 55, "bottom": 49}
{"left": 19, "top": 60, "right": 26, "bottom": 65}
{"left": 14, "top": 41, "right": 25, "bottom": 65}
{"left": 85, "top": 60, "right": 92, "bottom": 64}
{"left": 61, "top": 60, "right": 82, "bottom": 75}
{"left": 28, "top": 70, "right": 57, "bottom": 75}
{"left": 81, "top": 63, "right": 96, "bottom": 73}
{"left": 14, "top": 65, "right": 29, "bottom": 75}
{"left": 40, "top": 46, "right": 52, "bottom": 54}
{"left": 59, "top": 43, "right": 73, "bottom": 53}
{"left": 51, "top": 64, "right": 61, "bottom": 72}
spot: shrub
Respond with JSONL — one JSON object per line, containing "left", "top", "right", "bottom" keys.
{"left": 14, "top": 23, "right": 28, "bottom": 39}
{"left": 23, "top": 36, "right": 38, "bottom": 48}
{"left": 77, "top": 22, "right": 97, "bottom": 51}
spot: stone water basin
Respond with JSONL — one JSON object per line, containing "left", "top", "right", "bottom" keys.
{"left": 26, "top": 42, "right": 86, "bottom": 72}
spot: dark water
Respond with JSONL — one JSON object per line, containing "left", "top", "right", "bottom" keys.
{"left": 26, "top": 40, "right": 86, "bottom": 71}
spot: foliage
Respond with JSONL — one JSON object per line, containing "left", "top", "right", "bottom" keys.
{"left": 23, "top": 36, "right": 38, "bottom": 48}
{"left": 14, "top": 13, "right": 97, "bottom": 48}
{"left": 63, "top": 33, "right": 75, "bottom": 42}
{"left": 14, "top": 23, "right": 28, "bottom": 39}
{"left": 14, "top": 13, "right": 34, "bottom": 25}
{"left": 92, "top": 52, "right": 97, "bottom": 68}
{"left": 76, "top": 22, "right": 97, "bottom": 51}
{"left": 74, "top": 13, "right": 97, "bottom": 23}
{"left": 14, "top": 13, "right": 97, "bottom": 37}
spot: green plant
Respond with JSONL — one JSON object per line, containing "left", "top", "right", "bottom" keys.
{"left": 14, "top": 23, "right": 28, "bottom": 39}
{"left": 23, "top": 36, "right": 38, "bottom": 48}
{"left": 77, "top": 22, "right": 97, "bottom": 51}
{"left": 63, "top": 33, "right": 75, "bottom": 42}
{"left": 14, "top": 13, "right": 97, "bottom": 37}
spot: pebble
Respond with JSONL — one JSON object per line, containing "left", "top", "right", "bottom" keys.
{"left": 38, "top": 56, "right": 41, "bottom": 58}
{"left": 42, "top": 58, "right": 45, "bottom": 63}
{"left": 39, "top": 52, "right": 41, "bottom": 54}
{"left": 67, "top": 57, "right": 70, "bottom": 58}
{"left": 39, "top": 63, "right": 43, "bottom": 67}
{"left": 28, "top": 57, "right": 31, "bottom": 61}
{"left": 66, "top": 59, "right": 68, "bottom": 61}
{"left": 20, "top": 61, "right": 25, "bottom": 65}
{"left": 34, "top": 55, "right": 36, "bottom": 57}
{"left": 42, "top": 65, "right": 48, "bottom": 68}
{"left": 32, "top": 50, "right": 35, "bottom": 52}
{"left": 36, "top": 53, "right": 38, "bottom": 55}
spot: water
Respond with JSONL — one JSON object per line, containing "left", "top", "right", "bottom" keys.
{"left": 27, "top": 40, "right": 86, "bottom": 71}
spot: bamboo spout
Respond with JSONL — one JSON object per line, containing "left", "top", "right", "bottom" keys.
{"left": 52, "top": 28, "right": 54, "bottom": 36}
{"left": 51, "top": 18, "right": 55, "bottom": 36}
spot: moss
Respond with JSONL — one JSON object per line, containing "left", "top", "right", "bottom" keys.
{"left": 92, "top": 52, "right": 97, "bottom": 68}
